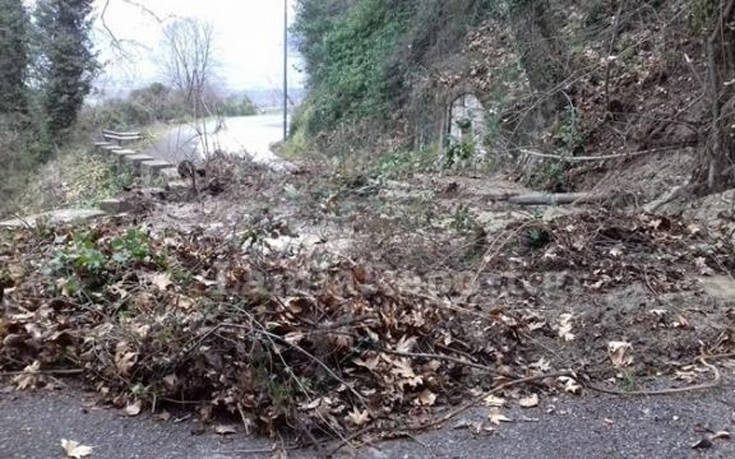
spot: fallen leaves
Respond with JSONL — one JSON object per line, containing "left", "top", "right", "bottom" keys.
{"left": 488, "top": 409, "right": 512, "bottom": 425}
{"left": 1, "top": 204, "right": 728, "bottom": 440}
{"left": 61, "top": 439, "right": 93, "bottom": 458}
{"left": 346, "top": 407, "right": 370, "bottom": 426}
{"left": 558, "top": 376, "right": 582, "bottom": 394}
{"left": 483, "top": 395, "right": 506, "bottom": 408}
{"left": 124, "top": 401, "right": 142, "bottom": 417}
{"left": 557, "top": 313, "right": 575, "bottom": 342}
{"left": 608, "top": 341, "right": 634, "bottom": 368}
{"left": 12, "top": 360, "right": 41, "bottom": 390}
{"left": 415, "top": 389, "right": 438, "bottom": 406}
{"left": 518, "top": 393, "right": 539, "bottom": 408}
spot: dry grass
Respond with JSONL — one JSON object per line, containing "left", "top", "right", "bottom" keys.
{"left": 1, "top": 145, "right": 136, "bottom": 219}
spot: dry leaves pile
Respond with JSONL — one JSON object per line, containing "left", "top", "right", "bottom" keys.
{"left": 494, "top": 213, "right": 732, "bottom": 292}
{"left": 0, "top": 219, "right": 541, "bottom": 437}
{"left": 1, "top": 206, "right": 733, "bottom": 438}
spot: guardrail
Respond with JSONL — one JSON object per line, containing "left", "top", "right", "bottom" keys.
{"left": 101, "top": 129, "right": 142, "bottom": 145}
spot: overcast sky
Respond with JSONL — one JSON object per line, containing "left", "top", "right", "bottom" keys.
{"left": 92, "top": 0, "right": 304, "bottom": 96}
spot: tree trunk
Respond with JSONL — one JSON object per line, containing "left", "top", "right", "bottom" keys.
{"left": 694, "top": 0, "right": 735, "bottom": 191}
{"left": 509, "top": 0, "right": 568, "bottom": 105}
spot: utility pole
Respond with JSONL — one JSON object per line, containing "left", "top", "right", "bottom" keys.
{"left": 283, "top": 0, "right": 288, "bottom": 142}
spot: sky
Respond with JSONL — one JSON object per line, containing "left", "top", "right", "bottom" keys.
{"left": 92, "top": 0, "right": 304, "bottom": 97}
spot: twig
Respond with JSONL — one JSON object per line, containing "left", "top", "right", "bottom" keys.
{"left": 585, "top": 357, "right": 720, "bottom": 396}
{"left": 406, "top": 370, "right": 573, "bottom": 432}
{"left": 222, "top": 319, "right": 366, "bottom": 405}
{"left": 216, "top": 444, "right": 302, "bottom": 456}
{"left": 0, "top": 368, "right": 83, "bottom": 377}
{"left": 379, "top": 349, "right": 513, "bottom": 377}
{"left": 470, "top": 222, "right": 532, "bottom": 288}
{"left": 519, "top": 143, "right": 695, "bottom": 162}
{"left": 325, "top": 426, "right": 375, "bottom": 457}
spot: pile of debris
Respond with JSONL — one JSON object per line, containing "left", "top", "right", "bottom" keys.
{"left": 0, "top": 218, "right": 552, "bottom": 437}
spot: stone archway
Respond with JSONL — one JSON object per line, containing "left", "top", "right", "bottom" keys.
{"left": 448, "top": 93, "right": 487, "bottom": 143}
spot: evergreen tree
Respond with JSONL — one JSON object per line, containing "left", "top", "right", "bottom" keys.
{"left": 35, "top": 0, "right": 98, "bottom": 136}
{"left": 0, "top": 0, "right": 29, "bottom": 115}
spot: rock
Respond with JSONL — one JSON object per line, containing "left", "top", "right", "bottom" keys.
{"left": 141, "top": 160, "right": 174, "bottom": 177}
{"left": 111, "top": 149, "right": 137, "bottom": 161}
{"left": 700, "top": 276, "right": 735, "bottom": 302}
{"left": 159, "top": 167, "right": 180, "bottom": 180}
{"left": 0, "top": 209, "right": 106, "bottom": 228}
{"left": 124, "top": 154, "right": 156, "bottom": 169}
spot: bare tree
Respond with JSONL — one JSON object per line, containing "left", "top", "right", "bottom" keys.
{"left": 161, "top": 17, "right": 221, "bottom": 158}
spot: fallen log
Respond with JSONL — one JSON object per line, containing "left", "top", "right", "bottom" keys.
{"left": 507, "top": 192, "right": 610, "bottom": 206}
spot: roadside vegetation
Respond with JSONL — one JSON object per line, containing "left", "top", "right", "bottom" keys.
{"left": 0, "top": 3, "right": 256, "bottom": 219}
{"left": 291, "top": 0, "right": 735, "bottom": 198}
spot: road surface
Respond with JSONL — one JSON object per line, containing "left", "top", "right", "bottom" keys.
{"left": 146, "top": 114, "right": 289, "bottom": 169}
{"left": 1, "top": 384, "right": 734, "bottom": 458}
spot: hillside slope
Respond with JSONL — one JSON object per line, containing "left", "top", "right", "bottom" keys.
{"left": 291, "top": 0, "right": 733, "bottom": 203}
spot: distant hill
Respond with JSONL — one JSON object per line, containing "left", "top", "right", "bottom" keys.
{"left": 242, "top": 87, "right": 305, "bottom": 110}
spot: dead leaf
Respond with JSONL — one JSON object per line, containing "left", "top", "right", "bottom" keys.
{"left": 557, "top": 313, "right": 575, "bottom": 341}
{"left": 354, "top": 355, "right": 380, "bottom": 371}
{"left": 558, "top": 376, "right": 581, "bottom": 394}
{"left": 529, "top": 358, "right": 551, "bottom": 372}
{"left": 608, "top": 341, "right": 633, "bottom": 368}
{"left": 713, "top": 431, "right": 731, "bottom": 440}
{"left": 214, "top": 424, "right": 238, "bottom": 435}
{"left": 691, "top": 438, "right": 713, "bottom": 449}
{"left": 12, "top": 360, "right": 41, "bottom": 390}
{"left": 391, "top": 358, "right": 417, "bottom": 379}
{"left": 61, "top": 439, "right": 93, "bottom": 458}
{"left": 518, "top": 393, "right": 539, "bottom": 408}
{"left": 483, "top": 394, "right": 506, "bottom": 408}
{"left": 346, "top": 407, "right": 370, "bottom": 426}
{"left": 114, "top": 342, "right": 137, "bottom": 377}
{"left": 671, "top": 315, "right": 689, "bottom": 328}
{"left": 415, "top": 389, "right": 437, "bottom": 406}
{"left": 124, "top": 401, "right": 142, "bottom": 417}
{"left": 284, "top": 331, "right": 304, "bottom": 345}
{"left": 149, "top": 273, "right": 173, "bottom": 291}
{"left": 488, "top": 408, "right": 512, "bottom": 425}
{"left": 695, "top": 257, "right": 715, "bottom": 276}
{"left": 395, "top": 335, "right": 418, "bottom": 353}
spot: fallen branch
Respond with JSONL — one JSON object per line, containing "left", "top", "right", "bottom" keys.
{"left": 519, "top": 143, "right": 695, "bottom": 162}
{"left": 379, "top": 349, "right": 512, "bottom": 376}
{"left": 508, "top": 192, "right": 611, "bottom": 206}
{"left": 0, "top": 368, "right": 83, "bottom": 377}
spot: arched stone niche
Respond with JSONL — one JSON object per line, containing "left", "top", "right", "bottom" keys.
{"left": 447, "top": 92, "right": 487, "bottom": 145}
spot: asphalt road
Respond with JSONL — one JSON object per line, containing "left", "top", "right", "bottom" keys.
{"left": 145, "top": 114, "right": 285, "bottom": 166}
{"left": 2, "top": 384, "right": 735, "bottom": 458}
